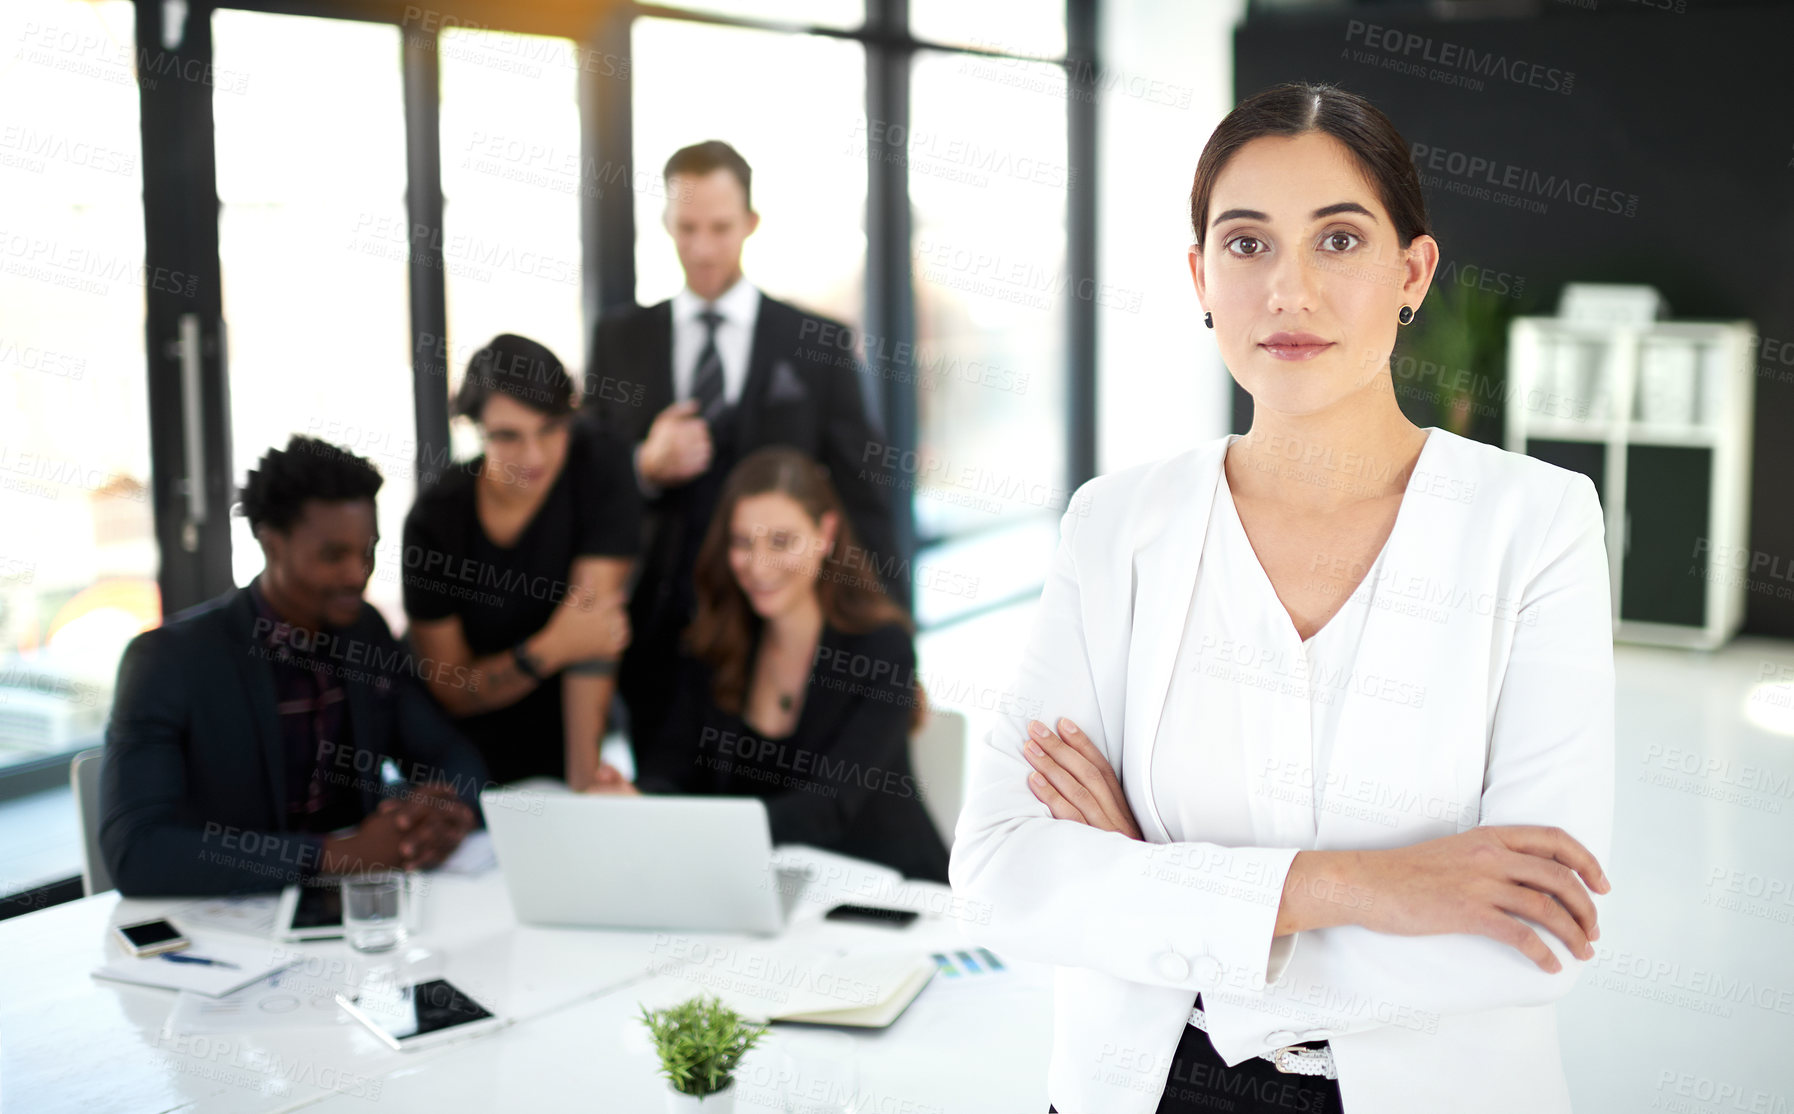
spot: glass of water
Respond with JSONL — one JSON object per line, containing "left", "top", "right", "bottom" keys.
{"left": 342, "top": 871, "right": 407, "bottom": 953}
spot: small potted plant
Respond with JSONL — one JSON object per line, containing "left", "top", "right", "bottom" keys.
{"left": 639, "top": 993, "right": 769, "bottom": 1112}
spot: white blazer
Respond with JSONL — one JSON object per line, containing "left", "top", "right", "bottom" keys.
{"left": 948, "top": 428, "right": 1614, "bottom": 1114}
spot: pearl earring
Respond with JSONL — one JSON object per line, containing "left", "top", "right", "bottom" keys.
{"left": 1203, "top": 312, "right": 1213, "bottom": 329}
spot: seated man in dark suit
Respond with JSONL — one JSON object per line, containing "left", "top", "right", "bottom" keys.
{"left": 585, "top": 138, "right": 908, "bottom": 759}
{"left": 100, "top": 435, "right": 488, "bottom": 896}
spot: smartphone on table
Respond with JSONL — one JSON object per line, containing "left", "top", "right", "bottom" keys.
{"left": 113, "top": 918, "right": 190, "bottom": 957}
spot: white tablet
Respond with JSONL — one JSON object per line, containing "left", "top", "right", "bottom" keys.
{"left": 334, "top": 977, "right": 507, "bottom": 1052}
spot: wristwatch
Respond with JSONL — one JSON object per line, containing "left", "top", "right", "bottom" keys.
{"left": 512, "top": 640, "right": 547, "bottom": 681}
{"left": 564, "top": 657, "right": 619, "bottom": 678}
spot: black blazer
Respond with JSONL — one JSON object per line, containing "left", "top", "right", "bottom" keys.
{"left": 583, "top": 293, "right": 909, "bottom": 627}
{"left": 99, "top": 587, "right": 489, "bottom": 896}
{"left": 637, "top": 622, "right": 949, "bottom": 883}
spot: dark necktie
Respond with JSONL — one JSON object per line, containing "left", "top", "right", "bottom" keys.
{"left": 691, "top": 307, "right": 726, "bottom": 422}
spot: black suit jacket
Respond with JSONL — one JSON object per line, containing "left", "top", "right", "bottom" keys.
{"left": 636, "top": 622, "right": 948, "bottom": 883}
{"left": 583, "top": 293, "right": 909, "bottom": 630}
{"left": 99, "top": 587, "right": 489, "bottom": 897}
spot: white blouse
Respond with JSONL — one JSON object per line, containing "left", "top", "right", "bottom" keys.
{"left": 1151, "top": 435, "right": 1391, "bottom": 881}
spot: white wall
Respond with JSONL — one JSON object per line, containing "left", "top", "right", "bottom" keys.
{"left": 1095, "top": 0, "right": 1247, "bottom": 476}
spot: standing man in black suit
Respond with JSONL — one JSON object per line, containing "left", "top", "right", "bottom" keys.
{"left": 584, "top": 139, "right": 906, "bottom": 759}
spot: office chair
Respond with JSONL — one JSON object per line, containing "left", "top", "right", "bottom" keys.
{"left": 70, "top": 748, "right": 112, "bottom": 895}
{"left": 909, "top": 709, "right": 967, "bottom": 848}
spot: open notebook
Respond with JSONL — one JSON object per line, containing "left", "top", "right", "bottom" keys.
{"left": 675, "top": 940, "right": 938, "bottom": 1029}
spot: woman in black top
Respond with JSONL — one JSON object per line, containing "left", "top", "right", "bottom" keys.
{"left": 596, "top": 446, "right": 949, "bottom": 883}
{"left": 401, "top": 334, "right": 641, "bottom": 789}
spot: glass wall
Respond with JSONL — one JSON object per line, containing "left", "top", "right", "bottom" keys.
{"left": 629, "top": 17, "right": 868, "bottom": 330}
{"left": 909, "top": 48, "right": 1070, "bottom": 544}
{"left": 439, "top": 25, "right": 584, "bottom": 425}
{"left": 212, "top": 10, "right": 414, "bottom": 630}
{"left": 0, "top": 0, "right": 156, "bottom": 777}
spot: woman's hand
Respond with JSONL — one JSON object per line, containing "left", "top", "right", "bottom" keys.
{"left": 538, "top": 589, "right": 631, "bottom": 670}
{"left": 577, "top": 762, "right": 641, "bottom": 796}
{"left": 1287, "top": 826, "right": 1610, "bottom": 972}
{"left": 1021, "top": 717, "right": 1142, "bottom": 840}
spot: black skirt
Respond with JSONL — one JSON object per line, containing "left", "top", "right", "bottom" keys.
{"left": 1049, "top": 996, "right": 1342, "bottom": 1114}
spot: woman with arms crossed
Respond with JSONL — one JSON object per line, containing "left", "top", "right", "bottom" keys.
{"left": 949, "top": 83, "right": 1613, "bottom": 1114}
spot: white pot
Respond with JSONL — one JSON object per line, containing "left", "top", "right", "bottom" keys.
{"left": 666, "top": 1080, "right": 735, "bottom": 1114}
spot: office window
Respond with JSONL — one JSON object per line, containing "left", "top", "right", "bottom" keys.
{"left": 440, "top": 27, "right": 584, "bottom": 412}
{"left": 630, "top": 17, "right": 867, "bottom": 331}
{"left": 908, "top": 48, "right": 1069, "bottom": 545}
{"left": 0, "top": 0, "right": 155, "bottom": 775}
{"left": 909, "top": 0, "right": 1066, "bottom": 57}
{"left": 212, "top": 11, "right": 414, "bottom": 630}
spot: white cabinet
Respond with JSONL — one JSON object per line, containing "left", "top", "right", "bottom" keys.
{"left": 1505, "top": 317, "right": 1756, "bottom": 649}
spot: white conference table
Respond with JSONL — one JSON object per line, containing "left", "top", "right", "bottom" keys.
{"left": 0, "top": 842, "right": 1054, "bottom": 1114}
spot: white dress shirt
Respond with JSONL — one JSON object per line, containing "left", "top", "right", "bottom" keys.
{"left": 670, "top": 275, "right": 760, "bottom": 407}
{"left": 633, "top": 277, "right": 764, "bottom": 498}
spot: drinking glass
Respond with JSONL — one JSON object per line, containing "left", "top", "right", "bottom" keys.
{"left": 342, "top": 871, "right": 407, "bottom": 953}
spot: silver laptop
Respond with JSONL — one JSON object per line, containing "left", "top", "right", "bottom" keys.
{"left": 479, "top": 791, "right": 810, "bottom": 934}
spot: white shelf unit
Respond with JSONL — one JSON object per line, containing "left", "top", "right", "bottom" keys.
{"left": 1506, "top": 317, "right": 1756, "bottom": 650}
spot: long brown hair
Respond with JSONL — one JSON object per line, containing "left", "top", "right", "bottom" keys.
{"left": 685, "top": 446, "right": 925, "bottom": 731}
